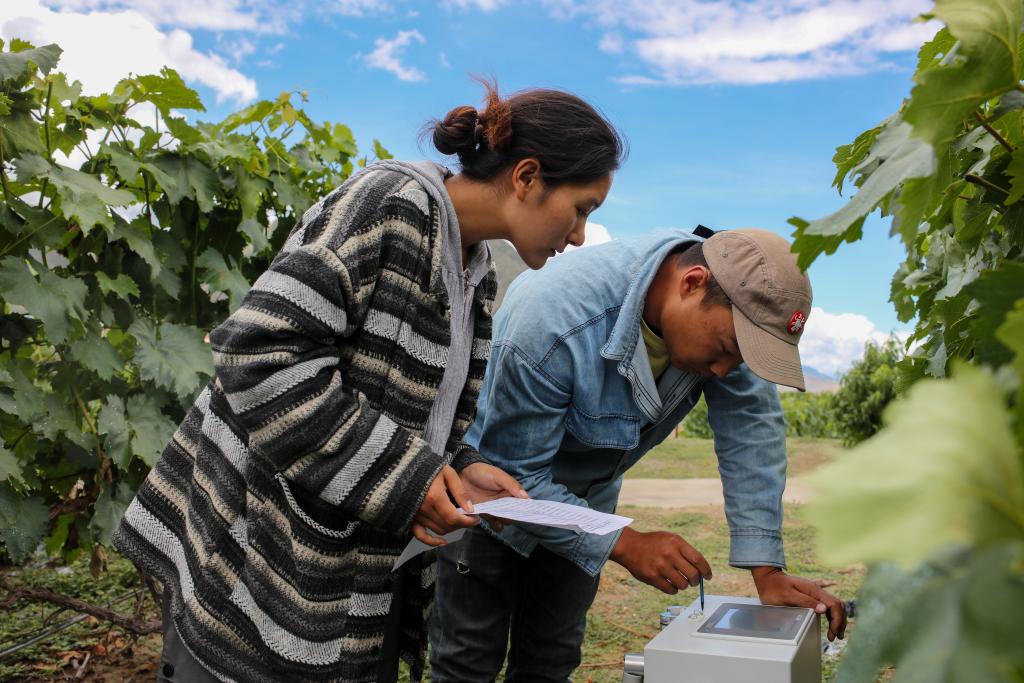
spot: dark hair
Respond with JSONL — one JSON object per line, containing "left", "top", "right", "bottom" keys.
{"left": 426, "top": 79, "right": 626, "bottom": 188}
{"left": 670, "top": 241, "right": 731, "bottom": 309}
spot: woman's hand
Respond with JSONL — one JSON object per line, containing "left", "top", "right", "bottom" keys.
{"left": 411, "top": 465, "right": 478, "bottom": 547}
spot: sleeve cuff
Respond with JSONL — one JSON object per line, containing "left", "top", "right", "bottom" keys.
{"left": 449, "top": 442, "right": 487, "bottom": 472}
{"left": 569, "top": 526, "right": 624, "bottom": 577}
{"left": 728, "top": 529, "right": 786, "bottom": 569}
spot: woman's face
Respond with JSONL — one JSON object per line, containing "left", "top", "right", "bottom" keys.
{"left": 505, "top": 170, "right": 613, "bottom": 269}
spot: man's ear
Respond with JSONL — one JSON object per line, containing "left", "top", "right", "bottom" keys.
{"left": 677, "top": 265, "right": 711, "bottom": 300}
{"left": 511, "top": 158, "right": 542, "bottom": 200}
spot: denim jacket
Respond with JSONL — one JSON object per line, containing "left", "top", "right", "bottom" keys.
{"left": 465, "top": 229, "right": 787, "bottom": 577}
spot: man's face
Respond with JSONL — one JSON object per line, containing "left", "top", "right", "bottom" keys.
{"left": 660, "top": 277, "right": 743, "bottom": 379}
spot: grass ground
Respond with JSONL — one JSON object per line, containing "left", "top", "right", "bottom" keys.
{"left": 626, "top": 436, "right": 843, "bottom": 479}
{"left": 1, "top": 437, "right": 859, "bottom": 681}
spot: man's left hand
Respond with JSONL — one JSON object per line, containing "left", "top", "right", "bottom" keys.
{"left": 750, "top": 566, "right": 847, "bottom": 641}
{"left": 458, "top": 462, "right": 529, "bottom": 505}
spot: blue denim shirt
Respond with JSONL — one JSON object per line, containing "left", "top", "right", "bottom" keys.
{"left": 465, "top": 229, "right": 787, "bottom": 577}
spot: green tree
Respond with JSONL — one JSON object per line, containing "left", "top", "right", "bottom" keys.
{"left": 0, "top": 40, "right": 389, "bottom": 567}
{"left": 793, "top": 1, "right": 1024, "bottom": 679}
{"left": 831, "top": 339, "right": 902, "bottom": 446}
{"left": 779, "top": 391, "right": 839, "bottom": 439}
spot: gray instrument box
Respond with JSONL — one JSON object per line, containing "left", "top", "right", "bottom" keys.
{"left": 643, "top": 595, "right": 821, "bottom": 682}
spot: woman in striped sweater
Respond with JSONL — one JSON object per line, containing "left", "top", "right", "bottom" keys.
{"left": 113, "top": 82, "right": 625, "bottom": 682}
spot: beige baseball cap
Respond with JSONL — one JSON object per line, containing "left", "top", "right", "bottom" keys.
{"left": 703, "top": 229, "right": 812, "bottom": 391}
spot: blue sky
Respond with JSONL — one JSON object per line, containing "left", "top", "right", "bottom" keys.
{"left": 3, "top": 0, "right": 939, "bottom": 374}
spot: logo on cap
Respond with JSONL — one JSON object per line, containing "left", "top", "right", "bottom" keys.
{"left": 787, "top": 311, "right": 806, "bottom": 335}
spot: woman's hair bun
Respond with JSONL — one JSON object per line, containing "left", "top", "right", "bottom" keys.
{"left": 432, "top": 105, "right": 480, "bottom": 156}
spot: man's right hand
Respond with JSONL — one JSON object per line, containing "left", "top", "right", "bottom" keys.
{"left": 609, "top": 527, "right": 712, "bottom": 595}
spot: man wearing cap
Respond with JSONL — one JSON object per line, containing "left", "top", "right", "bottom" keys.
{"left": 428, "top": 228, "right": 848, "bottom": 683}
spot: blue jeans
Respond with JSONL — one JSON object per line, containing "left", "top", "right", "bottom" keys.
{"left": 429, "top": 527, "right": 601, "bottom": 682}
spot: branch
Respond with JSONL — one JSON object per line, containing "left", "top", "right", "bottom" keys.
{"left": 48, "top": 496, "right": 93, "bottom": 522}
{"left": 974, "top": 112, "right": 1014, "bottom": 153}
{"left": 964, "top": 173, "right": 1009, "bottom": 197}
{"left": 0, "top": 580, "right": 162, "bottom": 635}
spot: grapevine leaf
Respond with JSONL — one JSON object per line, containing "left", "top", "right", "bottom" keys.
{"left": 95, "top": 272, "right": 140, "bottom": 301}
{"left": 217, "top": 99, "right": 275, "bottom": 134}
{"left": 831, "top": 122, "right": 884, "bottom": 193}
{"left": 90, "top": 481, "right": 133, "bottom": 546}
{"left": 835, "top": 543, "right": 1024, "bottom": 683}
{"left": 0, "top": 363, "right": 46, "bottom": 423}
{"left": 100, "top": 143, "right": 178, "bottom": 193}
{"left": 806, "top": 120, "right": 936, "bottom": 237}
{"left": 1006, "top": 146, "right": 1024, "bottom": 205}
{"left": 993, "top": 89, "right": 1024, "bottom": 119}
{"left": 0, "top": 108, "right": 45, "bottom": 156}
{"left": 197, "top": 248, "right": 251, "bottom": 312}
{"left": 135, "top": 68, "right": 204, "bottom": 116}
{"left": 45, "top": 513, "right": 73, "bottom": 557}
{"left": 0, "top": 485, "right": 48, "bottom": 563}
{"left": 372, "top": 139, "right": 393, "bottom": 160}
{"left": 127, "top": 394, "right": 174, "bottom": 466}
{"left": 965, "top": 263, "right": 1024, "bottom": 365}
{"left": 996, "top": 301, "right": 1024, "bottom": 441}
{"left": 238, "top": 217, "right": 270, "bottom": 254}
{"left": 129, "top": 319, "right": 213, "bottom": 398}
{"left": 904, "top": 0, "right": 1023, "bottom": 147}
{"left": 807, "top": 364, "right": 1024, "bottom": 568}
{"left": 39, "top": 393, "right": 90, "bottom": 450}
{"left": 151, "top": 153, "right": 218, "bottom": 212}
{"left": 13, "top": 154, "right": 135, "bottom": 234}
{"left": 107, "top": 215, "right": 161, "bottom": 276}
{"left": 0, "top": 443, "right": 24, "bottom": 485}
{"left": 914, "top": 26, "right": 956, "bottom": 73}
{"left": 0, "top": 93, "right": 11, "bottom": 116}
{"left": 68, "top": 330, "right": 122, "bottom": 380}
{"left": 0, "top": 256, "right": 88, "bottom": 343}
{"left": 98, "top": 395, "right": 132, "bottom": 470}
{"left": 0, "top": 43, "right": 61, "bottom": 81}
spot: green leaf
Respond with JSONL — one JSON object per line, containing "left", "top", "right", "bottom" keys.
{"left": 791, "top": 119, "right": 935, "bottom": 268}
{"left": 807, "top": 364, "right": 1024, "bottom": 568}
{"left": 372, "top": 138, "right": 393, "bottom": 160}
{"left": 90, "top": 481, "right": 133, "bottom": 546}
{"left": 0, "top": 443, "right": 24, "bottom": 485}
{"left": 129, "top": 318, "right": 213, "bottom": 398}
{"left": 134, "top": 67, "right": 204, "bottom": 116}
{"left": 0, "top": 256, "right": 88, "bottom": 343}
{"left": 197, "top": 248, "right": 251, "bottom": 312}
{"left": 915, "top": 26, "right": 956, "bottom": 73}
{"left": 1006, "top": 146, "right": 1024, "bottom": 204}
{"left": 127, "top": 394, "right": 175, "bottom": 466}
{"left": 0, "top": 363, "right": 46, "bottom": 423}
{"left": 996, "top": 301, "right": 1024, "bottom": 441}
{"left": 0, "top": 93, "right": 12, "bottom": 116}
{"left": 95, "top": 272, "right": 140, "bottom": 301}
{"left": 238, "top": 217, "right": 270, "bottom": 254}
{"left": 835, "top": 543, "right": 1024, "bottom": 683}
{"left": 68, "top": 330, "right": 122, "bottom": 380}
{"left": 151, "top": 153, "right": 218, "bottom": 212}
{"left": 0, "top": 43, "right": 61, "bottom": 81}
{"left": 98, "top": 395, "right": 132, "bottom": 469}
{"left": 965, "top": 263, "right": 1024, "bottom": 365}
{"left": 108, "top": 216, "right": 161, "bottom": 276}
{"left": 100, "top": 143, "right": 178, "bottom": 193}
{"left": 904, "top": 0, "right": 1023, "bottom": 147}
{"left": 0, "top": 108, "right": 45, "bottom": 156}
{"left": 45, "top": 513, "right": 73, "bottom": 556}
{"left": 0, "top": 484, "right": 48, "bottom": 563}
{"left": 218, "top": 99, "right": 275, "bottom": 134}
{"left": 13, "top": 154, "right": 135, "bottom": 234}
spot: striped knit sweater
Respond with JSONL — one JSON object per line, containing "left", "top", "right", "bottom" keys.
{"left": 112, "top": 164, "right": 497, "bottom": 682}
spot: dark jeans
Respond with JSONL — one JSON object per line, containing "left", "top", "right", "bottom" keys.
{"left": 429, "top": 527, "right": 601, "bottom": 683}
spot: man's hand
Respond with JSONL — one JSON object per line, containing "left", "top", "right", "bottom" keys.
{"left": 410, "top": 465, "right": 478, "bottom": 547}
{"left": 751, "top": 566, "right": 848, "bottom": 641}
{"left": 459, "top": 462, "right": 529, "bottom": 504}
{"left": 610, "top": 527, "right": 712, "bottom": 595}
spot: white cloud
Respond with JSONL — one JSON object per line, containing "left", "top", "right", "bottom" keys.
{"left": 4, "top": 0, "right": 258, "bottom": 103}
{"left": 799, "top": 306, "right": 907, "bottom": 376}
{"left": 447, "top": 0, "right": 506, "bottom": 10}
{"left": 363, "top": 29, "right": 427, "bottom": 82}
{"left": 546, "top": 0, "right": 941, "bottom": 85}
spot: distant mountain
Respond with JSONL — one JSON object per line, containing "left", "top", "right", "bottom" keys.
{"left": 783, "top": 366, "right": 839, "bottom": 393}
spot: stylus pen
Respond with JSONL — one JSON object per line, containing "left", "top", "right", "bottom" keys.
{"left": 699, "top": 574, "right": 704, "bottom": 611}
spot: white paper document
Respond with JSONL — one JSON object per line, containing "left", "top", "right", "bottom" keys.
{"left": 462, "top": 498, "right": 632, "bottom": 536}
{"left": 393, "top": 498, "right": 632, "bottom": 571}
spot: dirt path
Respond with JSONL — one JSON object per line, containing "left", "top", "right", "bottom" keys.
{"left": 618, "top": 477, "right": 813, "bottom": 507}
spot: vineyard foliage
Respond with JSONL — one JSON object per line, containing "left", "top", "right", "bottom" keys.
{"left": 681, "top": 390, "right": 838, "bottom": 439}
{"left": 796, "top": 0, "right": 1024, "bottom": 680}
{"left": 0, "top": 40, "right": 388, "bottom": 566}
{"left": 830, "top": 338, "right": 902, "bottom": 446}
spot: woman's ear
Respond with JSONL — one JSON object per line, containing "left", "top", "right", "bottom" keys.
{"left": 511, "top": 158, "right": 541, "bottom": 200}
